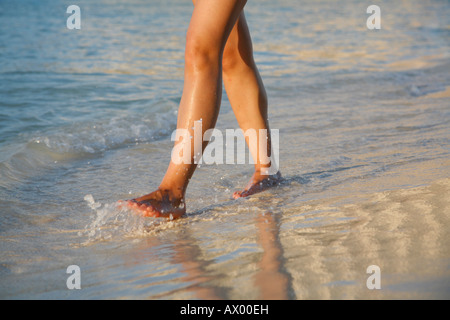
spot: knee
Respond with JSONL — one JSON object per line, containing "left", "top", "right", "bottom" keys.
{"left": 184, "top": 31, "right": 221, "bottom": 72}
{"left": 222, "top": 42, "right": 254, "bottom": 76}
{"left": 222, "top": 44, "right": 241, "bottom": 74}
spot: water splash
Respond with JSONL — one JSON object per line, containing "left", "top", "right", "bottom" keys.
{"left": 80, "top": 194, "right": 179, "bottom": 244}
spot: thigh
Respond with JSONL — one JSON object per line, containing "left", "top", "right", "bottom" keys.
{"left": 187, "top": 0, "right": 247, "bottom": 53}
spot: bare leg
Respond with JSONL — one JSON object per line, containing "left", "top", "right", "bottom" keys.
{"left": 127, "top": 0, "right": 247, "bottom": 218}
{"left": 221, "top": 13, "right": 281, "bottom": 199}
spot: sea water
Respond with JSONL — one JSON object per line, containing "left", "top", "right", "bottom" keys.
{"left": 1, "top": 0, "right": 449, "bottom": 299}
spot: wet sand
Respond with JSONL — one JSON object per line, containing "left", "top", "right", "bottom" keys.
{"left": 279, "top": 176, "right": 450, "bottom": 299}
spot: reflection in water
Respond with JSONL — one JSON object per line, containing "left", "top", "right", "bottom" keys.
{"left": 123, "top": 210, "right": 296, "bottom": 300}
{"left": 254, "top": 212, "right": 295, "bottom": 300}
{"left": 119, "top": 177, "right": 449, "bottom": 300}
{"left": 169, "top": 239, "right": 224, "bottom": 300}
{"left": 126, "top": 234, "right": 227, "bottom": 300}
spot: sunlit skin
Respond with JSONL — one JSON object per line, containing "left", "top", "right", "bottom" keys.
{"left": 125, "top": 0, "right": 281, "bottom": 218}
{"left": 233, "top": 171, "right": 282, "bottom": 200}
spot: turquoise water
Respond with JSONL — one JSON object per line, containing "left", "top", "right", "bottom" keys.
{"left": 1, "top": 0, "right": 449, "bottom": 299}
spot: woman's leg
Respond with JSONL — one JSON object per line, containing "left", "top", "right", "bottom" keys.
{"left": 222, "top": 13, "right": 281, "bottom": 199}
{"left": 128, "top": 0, "right": 247, "bottom": 218}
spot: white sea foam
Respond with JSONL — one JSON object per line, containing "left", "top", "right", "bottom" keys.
{"left": 80, "top": 194, "right": 180, "bottom": 244}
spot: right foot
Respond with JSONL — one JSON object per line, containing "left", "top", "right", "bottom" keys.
{"left": 123, "top": 188, "right": 186, "bottom": 219}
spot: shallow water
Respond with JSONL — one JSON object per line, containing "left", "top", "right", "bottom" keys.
{"left": 1, "top": 0, "right": 449, "bottom": 299}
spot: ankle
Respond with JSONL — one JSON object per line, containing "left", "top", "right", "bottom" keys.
{"left": 157, "top": 186, "right": 185, "bottom": 204}
{"left": 254, "top": 165, "right": 276, "bottom": 175}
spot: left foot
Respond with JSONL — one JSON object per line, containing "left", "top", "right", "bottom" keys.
{"left": 233, "top": 171, "right": 282, "bottom": 199}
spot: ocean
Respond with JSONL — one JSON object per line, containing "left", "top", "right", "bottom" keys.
{"left": 0, "top": 0, "right": 449, "bottom": 299}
